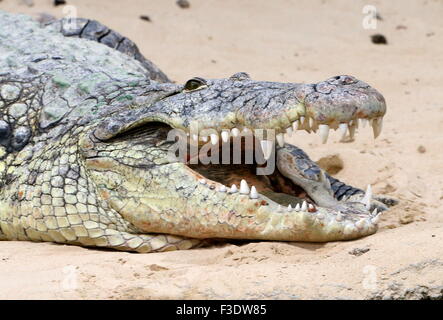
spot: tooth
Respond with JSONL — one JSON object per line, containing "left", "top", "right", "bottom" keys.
{"left": 277, "top": 205, "right": 282, "bottom": 213}
{"left": 199, "top": 179, "right": 206, "bottom": 184}
{"left": 230, "top": 184, "right": 238, "bottom": 193}
{"left": 295, "top": 203, "right": 300, "bottom": 211}
{"left": 338, "top": 123, "right": 348, "bottom": 140}
{"left": 210, "top": 133, "right": 219, "bottom": 145}
{"left": 360, "top": 118, "right": 368, "bottom": 128}
{"left": 372, "top": 117, "right": 383, "bottom": 139}
{"left": 231, "top": 128, "right": 240, "bottom": 137}
{"left": 317, "top": 213, "right": 325, "bottom": 220}
{"left": 201, "top": 136, "right": 208, "bottom": 142}
{"left": 276, "top": 133, "right": 284, "bottom": 147}
{"left": 349, "top": 123, "right": 356, "bottom": 139}
{"left": 286, "top": 126, "right": 293, "bottom": 136}
{"left": 371, "top": 208, "right": 381, "bottom": 224}
{"left": 360, "top": 184, "right": 372, "bottom": 210}
{"left": 300, "top": 116, "right": 305, "bottom": 125}
{"left": 250, "top": 186, "right": 259, "bottom": 199}
{"left": 336, "top": 212, "right": 343, "bottom": 221}
{"left": 287, "top": 204, "right": 292, "bottom": 212}
{"left": 301, "top": 201, "right": 307, "bottom": 211}
{"left": 260, "top": 140, "right": 273, "bottom": 160}
{"left": 319, "top": 171, "right": 332, "bottom": 192}
{"left": 242, "top": 127, "right": 251, "bottom": 135}
{"left": 218, "top": 185, "right": 227, "bottom": 192}
{"left": 371, "top": 209, "right": 380, "bottom": 224}
{"left": 221, "top": 131, "right": 230, "bottom": 143}
{"left": 292, "top": 120, "right": 299, "bottom": 131}
{"left": 239, "top": 179, "right": 250, "bottom": 194}
{"left": 309, "top": 118, "right": 314, "bottom": 128}
{"left": 308, "top": 203, "right": 315, "bottom": 211}
{"left": 318, "top": 124, "right": 330, "bottom": 144}
{"left": 192, "top": 134, "right": 198, "bottom": 141}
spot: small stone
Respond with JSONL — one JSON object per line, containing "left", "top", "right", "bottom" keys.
{"left": 371, "top": 34, "right": 388, "bottom": 45}
{"left": 316, "top": 154, "right": 344, "bottom": 175}
{"left": 21, "top": 0, "right": 34, "bottom": 7}
{"left": 139, "top": 15, "right": 151, "bottom": 22}
{"left": 54, "top": 0, "right": 66, "bottom": 6}
{"left": 349, "top": 247, "right": 370, "bottom": 256}
{"left": 148, "top": 264, "right": 169, "bottom": 271}
{"left": 417, "top": 145, "right": 426, "bottom": 153}
{"left": 176, "top": 0, "right": 190, "bottom": 9}
{"left": 399, "top": 212, "right": 414, "bottom": 224}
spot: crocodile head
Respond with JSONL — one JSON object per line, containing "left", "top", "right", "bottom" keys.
{"left": 80, "top": 73, "right": 386, "bottom": 242}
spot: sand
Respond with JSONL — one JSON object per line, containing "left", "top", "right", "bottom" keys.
{"left": 0, "top": 0, "right": 442, "bottom": 299}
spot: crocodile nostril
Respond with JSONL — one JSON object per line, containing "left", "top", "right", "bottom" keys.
{"left": 340, "top": 76, "right": 357, "bottom": 85}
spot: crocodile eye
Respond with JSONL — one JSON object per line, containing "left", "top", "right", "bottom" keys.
{"left": 184, "top": 77, "right": 207, "bottom": 91}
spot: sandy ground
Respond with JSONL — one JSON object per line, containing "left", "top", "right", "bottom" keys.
{"left": 0, "top": 0, "right": 442, "bottom": 299}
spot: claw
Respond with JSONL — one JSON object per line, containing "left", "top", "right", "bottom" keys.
{"left": 370, "top": 208, "right": 381, "bottom": 224}
{"left": 360, "top": 184, "right": 372, "bottom": 210}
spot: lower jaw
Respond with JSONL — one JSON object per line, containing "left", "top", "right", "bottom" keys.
{"left": 109, "top": 165, "right": 378, "bottom": 243}
{"left": 128, "top": 190, "right": 378, "bottom": 242}
{"left": 180, "top": 147, "right": 378, "bottom": 240}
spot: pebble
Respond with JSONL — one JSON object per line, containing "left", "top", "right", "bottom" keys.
{"left": 371, "top": 34, "right": 388, "bottom": 45}
{"left": 140, "top": 15, "right": 151, "bottom": 22}
{"left": 54, "top": 0, "right": 66, "bottom": 6}
{"left": 348, "top": 247, "right": 370, "bottom": 256}
{"left": 176, "top": 0, "right": 190, "bottom": 9}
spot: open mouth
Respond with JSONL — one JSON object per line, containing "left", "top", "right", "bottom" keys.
{"left": 95, "top": 113, "right": 385, "bottom": 241}
{"left": 152, "top": 114, "right": 383, "bottom": 214}
{"left": 188, "top": 138, "right": 314, "bottom": 210}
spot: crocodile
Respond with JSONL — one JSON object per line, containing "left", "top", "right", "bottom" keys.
{"left": 0, "top": 11, "right": 396, "bottom": 253}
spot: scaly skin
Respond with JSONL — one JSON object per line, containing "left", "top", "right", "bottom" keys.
{"left": 0, "top": 12, "right": 395, "bottom": 252}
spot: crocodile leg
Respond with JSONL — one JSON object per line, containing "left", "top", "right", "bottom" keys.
{"left": 77, "top": 230, "right": 203, "bottom": 253}
{"left": 0, "top": 197, "right": 203, "bottom": 253}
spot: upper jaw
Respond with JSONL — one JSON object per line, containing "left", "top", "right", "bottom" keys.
{"left": 176, "top": 77, "right": 386, "bottom": 144}
{"left": 93, "top": 75, "right": 386, "bottom": 146}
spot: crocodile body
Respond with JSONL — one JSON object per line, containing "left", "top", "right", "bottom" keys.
{"left": 0, "top": 12, "right": 395, "bottom": 252}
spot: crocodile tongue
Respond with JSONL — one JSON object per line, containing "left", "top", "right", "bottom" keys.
{"left": 259, "top": 190, "right": 304, "bottom": 207}
{"left": 276, "top": 145, "right": 338, "bottom": 208}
